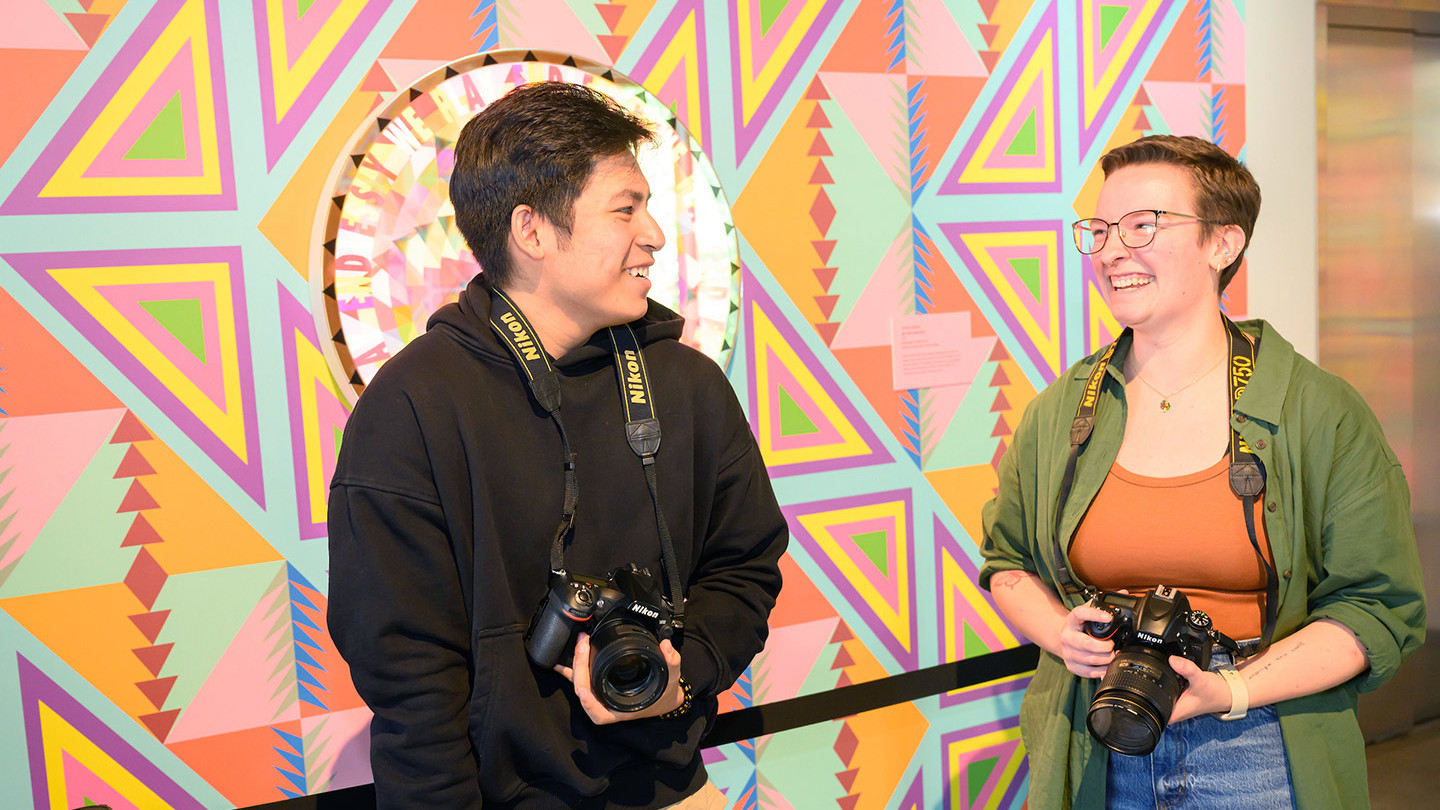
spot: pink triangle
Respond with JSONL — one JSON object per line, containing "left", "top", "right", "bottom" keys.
{"left": 0, "top": 0, "right": 86, "bottom": 50}
{"left": 812, "top": 267, "right": 837, "bottom": 290}
{"left": 86, "top": 41, "right": 204, "bottom": 180}
{"left": 94, "top": 280, "right": 226, "bottom": 410}
{"left": 990, "top": 364, "right": 1010, "bottom": 387}
{"left": 165, "top": 578, "right": 302, "bottom": 742}
{"left": 807, "top": 131, "right": 832, "bottom": 157}
{"left": 830, "top": 622, "right": 854, "bottom": 644}
{"left": 815, "top": 322, "right": 839, "bottom": 346}
{"left": 978, "top": 24, "right": 1000, "bottom": 48}
{"left": 0, "top": 409, "right": 126, "bottom": 576}
{"left": 810, "top": 161, "right": 834, "bottom": 185}
{"left": 765, "top": 346, "right": 845, "bottom": 453}
{"left": 61, "top": 751, "right": 138, "bottom": 810}
{"left": 804, "top": 76, "right": 830, "bottom": 100}
{"left": 831, "top": 230, "right": 909, "bottom": 350}
{"left": 836, "top": 768, "right": 859, "bottom": 791}
{"left": 831, "top": 646, "right": 855, "bottom": 670}
{"left": 980, "top": 51, "right": 1001, "bottom": 72}
{"left": 991, "top": 414, "right": 1012, "bottom": 437}
{"left": 806, "top": 105, "right": 831, "bottom": 129}
{"left": 280, "top": 0, "right": 346, "bottom": 71}
{"left": 820, "top": 72, "right": 908, "bottom": 191}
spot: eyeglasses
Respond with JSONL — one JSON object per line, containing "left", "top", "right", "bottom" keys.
{"left": 1071, "top": 209, "right": 1214, "bottom": 254}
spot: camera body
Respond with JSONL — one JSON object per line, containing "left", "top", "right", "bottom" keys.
{"left": 1082, "top": 585, "right": 1228, "bottom": 755}
{"left": 524, "top": 564, "right": 671, "bottom": 713}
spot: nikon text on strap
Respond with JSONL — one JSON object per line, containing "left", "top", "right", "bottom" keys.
{"left": 1051, "top": 316, "right": 1277, "bottom": 654}
{"left": 488, "top": 289, "right": 685, "bottom": 640}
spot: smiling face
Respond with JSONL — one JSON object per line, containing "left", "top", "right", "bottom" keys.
{"left": 533, "top": 152, "right": 666, "bottom": 345}
{"left": 1091, "top": 163, "right": 1229, "bottom": 336}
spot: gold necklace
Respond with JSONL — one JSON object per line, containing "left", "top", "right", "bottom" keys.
{"left": 1132, "top": 354, "right": 1226, "bottom": 412}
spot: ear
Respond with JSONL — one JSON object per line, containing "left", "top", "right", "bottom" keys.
{"left": 1211, "top": 224, "right": 1246, "bottom": 270}
{"left": 509, "top": 204, "right": 546, "bottom": 262}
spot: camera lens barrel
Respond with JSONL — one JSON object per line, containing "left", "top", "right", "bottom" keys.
{"left": 589, "top": 617, "right": 668, "bottom": 712}
{"left": 1086, "top": 648, "right": 1184, "bottom": 756}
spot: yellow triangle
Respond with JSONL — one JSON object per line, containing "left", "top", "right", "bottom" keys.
{"left": 38, "top": 701, "right": 179, "bottom": 808}
{"left": 751, "top": 300, "right": 870, "bottom": 467}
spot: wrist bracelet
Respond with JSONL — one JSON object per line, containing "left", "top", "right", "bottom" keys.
{"left": 1215, "top": 663, "right": 1249, "bottom": 721}
{"left": 657, "top": 677, "right": 692, "bottom": 719}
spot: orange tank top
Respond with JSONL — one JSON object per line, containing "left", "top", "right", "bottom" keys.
{"left": 1069, "top": 454, "right": 1271, "bottom": 640}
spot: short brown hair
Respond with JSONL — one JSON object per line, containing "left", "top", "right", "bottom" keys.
{"left": 450, "top": 82, "right": 655, "bottom": 290}
{"left": 1100, "top": 135, "right": 1261, "bottom": 293}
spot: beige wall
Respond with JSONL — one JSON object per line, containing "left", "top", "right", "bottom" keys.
{"left": 1247, "top": 0, "right": 1320, "bottom": 360}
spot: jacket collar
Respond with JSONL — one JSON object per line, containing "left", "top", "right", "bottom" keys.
{"left": 1070, "top": 317, "right": 1293, "bottom": 426}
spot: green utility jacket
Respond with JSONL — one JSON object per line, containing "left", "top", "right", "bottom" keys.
{"left": 979, "top": 320, "right": 1426, "bottom": 809}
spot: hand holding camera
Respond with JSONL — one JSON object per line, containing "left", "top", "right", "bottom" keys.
{"left": 1077, "top": 585, "right": 1239, "bottom": 756}
{"left": 524, "top": 564, "right": 677, "bottom": 715}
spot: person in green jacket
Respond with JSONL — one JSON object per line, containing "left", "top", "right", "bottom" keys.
{"left": 979, "top": 134, "right": 1425, "bottom": 808}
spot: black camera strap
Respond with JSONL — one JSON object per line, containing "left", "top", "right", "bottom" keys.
{"left": 488, "top": 289, "right": 685, "bottom": 640}
{"left": 607, "top": 324, "right": 685, "bottom": 639}
{"left": 1052, "top": 316, "right": 1276, "bottom": 654}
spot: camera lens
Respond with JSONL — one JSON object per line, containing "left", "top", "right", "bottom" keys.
{"left": 1086, "top": 647, "right": 1183, "bottom": 756}
{"left": 589, "top": 619, "right": 667, "bottom": 712}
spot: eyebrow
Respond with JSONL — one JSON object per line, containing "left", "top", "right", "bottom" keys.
{"left": 610, "top": 188, "right": 648, "bottom": 205}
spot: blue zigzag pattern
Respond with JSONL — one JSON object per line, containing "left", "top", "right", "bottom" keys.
{"left": 473, "top": 0, "right": 500, "bottom": 52}
{"left": 884, "top": 0, "right": 906, "bottom": 70}
{"left": 272, "top": 725, "right": 307, "bottom": 798}
{"left": 288, "top": 563, "right": 330, "bottom": 712}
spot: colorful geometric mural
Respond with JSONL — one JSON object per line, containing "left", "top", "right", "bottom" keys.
{"left": 0, "top": 1, "right": 1248, "bottom": 807}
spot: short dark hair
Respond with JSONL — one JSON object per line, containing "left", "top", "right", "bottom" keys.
{"left": 1099, "top": 135, "right": 1261, "bottom": 293}
{"left": 449, "top": 81, "right": 655, "bottom": 289}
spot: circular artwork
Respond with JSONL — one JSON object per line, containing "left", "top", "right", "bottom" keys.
{"left": 311, "top": 50, "right": 741, "bottom": 403}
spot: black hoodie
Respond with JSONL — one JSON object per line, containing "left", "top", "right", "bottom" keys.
{"left": 327, "top": 277, "right": 787, "bottom": 809}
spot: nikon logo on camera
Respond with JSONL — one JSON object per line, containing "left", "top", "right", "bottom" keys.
{"left": 500, "top": 312, "right": 541, "bottom": 361}
{"left": 623, "top": 350, "right": 646, "bottom": 405}
{"left": 628, "top": 602, "right": 660, "bottom": 619}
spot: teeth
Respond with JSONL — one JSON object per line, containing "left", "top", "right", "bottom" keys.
{"left": 626, "top": 266, "right": 649, "bottom": 278}
{"left": 1112, "top": 275, "right": 1150, "bottom": 290}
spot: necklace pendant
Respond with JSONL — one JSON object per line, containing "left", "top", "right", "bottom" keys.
{"left": 1159, "top": 399, "right": 1171, "bottom": 412}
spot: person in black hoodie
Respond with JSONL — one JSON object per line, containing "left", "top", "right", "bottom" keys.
{"left": 327, "top": 81, "right": 788, "bottom": 809}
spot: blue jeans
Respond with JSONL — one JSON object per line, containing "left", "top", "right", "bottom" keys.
{"left": 1106, "top": 654, "right": 1295, "bottom": 809}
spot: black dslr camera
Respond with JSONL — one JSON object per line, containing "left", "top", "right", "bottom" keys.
{"left": 1081, "top": 585, "right": 1237, "bottom": 756}
{"left": 524, "top": 564, "right": 672, "bottom": 713}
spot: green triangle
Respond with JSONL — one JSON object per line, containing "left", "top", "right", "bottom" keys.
{"left": 853, "top": 530, "right": 889, "bottom": 577}
{"left": 777, "top": 388, "right": 819, "bottom": 437}
{"left": 1099, "top": 5, "right": 1129, "bottom": 51}
{"left": 1004, "top": 110, "right": 1038, "bottom": 157}
{"left": 1008, "top": 257, "right": 1043, "bottom": 300}
{"left": 759, "top": 0, "right": 788, "bottom": 36}
{"left": 125, "top": 94, "right": 186, "bottom": 160}
{"left": 140, "top": 299, "right": 206, "bottom": 363}
{"left": 297, "top": 0, "right": 315, "bottom": 15}
{"left": 968, "top": 756, "right": 1000, "bottom": 802}
{"left": 963, "top": 622, "right": 992, "bottom": 659}
{"left": 333, "top": 424, "right": 345, "bottom": 456}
